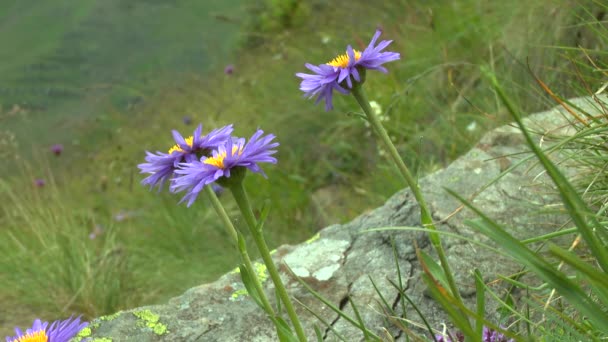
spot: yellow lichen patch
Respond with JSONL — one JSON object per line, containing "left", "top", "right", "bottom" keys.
{"left": 90, "top": 338, "right": 113, "bottom": 342}
{"left": 230, "top": 288, "right": 249, "bottom": 301}
{"left": 327, "top": 50, "right": 361, "bottom": 68}
{"left": 13, "top": 331, "right": 47, "bottom": 342}
{"left": 132, "top": 309, "right": 169, "bottom": 336}
{"left": 99, "top": 311, "right": 122, "bottom": 321}
{"left": 230, "top": 262, "right": 268, "bottom": 300}
{"left": 254, "top": 262, "right": 268, "bottom": 283}
{"left": 168, "top": 136, "right": 194, "bottom": 154}
{"left": 76, "top": 327, "right": 92, "bottom": 338}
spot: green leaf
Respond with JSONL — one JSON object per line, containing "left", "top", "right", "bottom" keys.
{"left": 256, "top": 199, "right": 272, "bottom": 233}
{"left": 238, "top": 263, "right": 265, "bottom": 311}
{"left": 269, "top": 316, "right": 298, "bottom": 342}
{"left": 313, "top": 325, "right": 323, "bottom": 342}
{"left": 418, "top": 250, "right": 451, "bottom": 295}
{"left": 422, "top": 273, "right": 478, "bottom": 340}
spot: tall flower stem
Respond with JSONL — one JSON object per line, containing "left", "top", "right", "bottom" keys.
{"left": 204, "top": 185, "right": 275, "bottom": 317}
{"left": 229, "top": 181, "right": 308, "bottom": 342}
{"left": 350, "top": 83, "right": 465, "bottom": 307}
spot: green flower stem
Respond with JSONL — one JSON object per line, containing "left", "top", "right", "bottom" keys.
{"left": 203, "top": 185, "right": 276, "bottom": 317}
{"left": 204, "top": 185, "right": 238, "bottom": 243}
{"left": 229, "top": 181, "right": 308, "bottom": 342}
{"left": 350, "top": 84, "right": 465, "bottom": 307}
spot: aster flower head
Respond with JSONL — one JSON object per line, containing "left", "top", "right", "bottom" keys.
{"left": 50, "top": 144, "right": 63, "bottom": 156}
{"left": 296, "top": 29, "right": 400, "bottom": 111}
{"left": 171, "top": 129, "right": 278, "bottom": 207}
{"left": 224, "top": 64, "right": 235, "bottom": 75}
{"left": 138, "top": 124, "right": 233, "bottom": 191}
{"left": 6, "top": 316, "right": 88, "bottom": 342}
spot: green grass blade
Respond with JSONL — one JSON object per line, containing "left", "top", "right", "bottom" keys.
{"left": 474, "top": 269, "right": 485, "bottom": 338}
{"left": 285, "top": 264, "right": 381, "bottom": 340}
{"left": 368, "top": 276, "right": 394, "bottom": 316}
{"left": 313, "top": 325, "right": 323, "bottom": 342}
{"left": 390, "top": 236, "right": 408, "bottom": 322}
{"left": 349, "top": 298, "right": 374, "bottom": 341}
{"left": 421, "top": 274, "right": 478, "bottom": 340}
{"left": 386, "top": 278, "right": 437, "bottom": 341}
{"left": 548, "top": 244, "right": 608, "bottom": 290}
{"left": 294, "top": 299, "right": 348, "bottom": 342}
{"left": 446, "top": 188, "right": 608, "bottom": 331}
{"left": 482, "top": 66, "right": 608, "bottom": 273}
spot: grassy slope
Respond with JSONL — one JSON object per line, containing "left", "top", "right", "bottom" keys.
{"left": 2, "top": 0, "right": 606, "bottom": 336}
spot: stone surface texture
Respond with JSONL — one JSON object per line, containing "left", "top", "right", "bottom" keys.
{"left": 87, "top": 96, "right": 607, "bottom": 341}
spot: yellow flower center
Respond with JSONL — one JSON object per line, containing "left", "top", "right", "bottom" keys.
{"left": 168, "top": 136, "right": 194, "bottom": 154}
{"left": 203, "top": 146, "right": 241, "bottom": 169}
{"left": 327, "top": 50, "right": 361, "bottom": 68}
{"left": 15, "top": 330, "right": 48, "bottom": 342}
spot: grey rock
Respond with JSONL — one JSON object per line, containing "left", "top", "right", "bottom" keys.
{"left": 86, "top": 95, "right": 607, "bottom": 341}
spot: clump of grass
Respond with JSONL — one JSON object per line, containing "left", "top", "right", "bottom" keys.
{"left": 0, "top": 171, "right": 144, "bottom": 332}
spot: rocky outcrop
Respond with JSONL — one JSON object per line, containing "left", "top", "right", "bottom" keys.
{"left": 86, "top": 95, "right": 607, "bottom": 341}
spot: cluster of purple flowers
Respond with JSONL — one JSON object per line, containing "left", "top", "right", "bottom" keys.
{"left": 435, "top": 326, "right": 514, "bottom": 342}
{"left": 6, "top": 316, "right": 88, "bottom": 342}
{"left": 296, "top": 29, "right": 400, "bottom": 111}
{"left": 138, "top": 124, "right": 278, "bottom": 207}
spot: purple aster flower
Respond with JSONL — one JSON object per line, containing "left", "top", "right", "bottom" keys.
{"left": 296, "top": 63, "right": 349, "bottom": 111}
{"left": 182, "top": 115, "right": 192, "bottom": 125}
{"left": 138, "top": 124, "right": 233, "bottom": 191}
{"left": 34, "top": 178, "right": 45, "bottom": 188}
{"left": 224, "top": 64, "right": 235, "bottom": 75}
{"left": 50, "top": 144, "right": 64, "bottom": 156}
{"left": 6, "top": 316, "right": 88, "bottom": 342}
{"left": 171, "top": 129, "right": 278, "bottom": 207}
{"left": 296, "top": 29, "right": 400, "bottom": 111}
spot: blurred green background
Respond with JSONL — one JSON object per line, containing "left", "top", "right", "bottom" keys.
{"left": 1, "top": 0, "right": 606, "bottom": 336}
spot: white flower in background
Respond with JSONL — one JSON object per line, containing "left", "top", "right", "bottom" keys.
{"left": 369, "top": 100, "right": 382, "bottom": 116}
{"left": 466, "top": 121, "right": 477, "bottom": 132}
{"left": 321, "top": 35, "right": 331, "bottom": 44}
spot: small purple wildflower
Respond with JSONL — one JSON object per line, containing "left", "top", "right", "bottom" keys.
{"left": 296, "top": 29, "right": 400, "bottom": 111}
{"left": 5, "top": 316, "right": 88, "bottom": 342}
{"left": 434, "top": 331, "right": 464, "bottom": 342}
{"left": 34, "top": 179, "right": 45, "bottom": 188}
{"left": 224, "top": 64, "right": 234, "bottom": 75}
{"left": 138, "top": 124, "right": 233, "bottom": 191}
{"left": 482, "top": 326, "right": 514, "bottom": 342}
{"left": 182, "top": 115, "right": 193, "bottom": 125}
{"left": 435, "top": 326, "right": 514, "bottom": 342}
{"left": 50, "top": 144, "right": 64, "bottom": 156}
{"left": 171, "top": 129, "right": 278, "bottom": 207}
